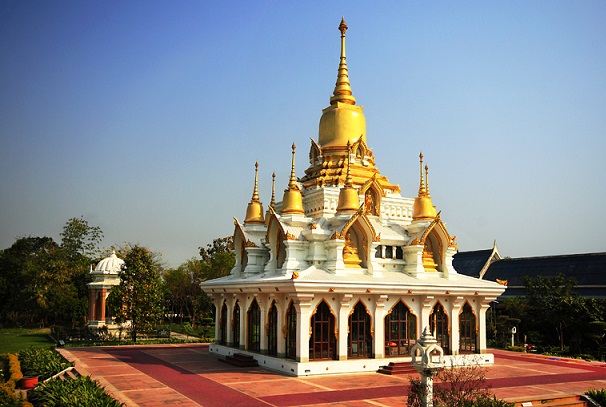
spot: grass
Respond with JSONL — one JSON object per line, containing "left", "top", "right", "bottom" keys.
{"left": 0, "top": 328, "right": 55, "bottom": 353}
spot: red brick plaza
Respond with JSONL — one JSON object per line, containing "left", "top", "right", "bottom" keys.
{"left": 58, "top": 344, "right": 606, "bottom": 407}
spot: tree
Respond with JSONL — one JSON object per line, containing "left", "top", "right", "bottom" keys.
{"left": 60, "top": 216, "right": 103, "bottom": 259}
{"left": 198, "top": 236, "right": 235, "bottom": 281}
{"left": 164, "top": 258, "right": 204, "bottom": 325}
{"left": 107, "top": 246, "right": 164, "bottom": 342}
{"left": 523, "top": 273, "right": 580, "bottom": 351}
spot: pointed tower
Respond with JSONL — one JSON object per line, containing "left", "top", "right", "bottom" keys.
{"left": 413, "top": 152, "right": 437, "bottom": 220}
{"left": 244, "top": 162, "right": 265, "bottom": 224}
{"left": 281, "top": 144, "right": 305, "bottom": 214}
{"left": 336, "top": 142, "right": 360, "bottom": 213}
{"left": 265, "top": 172, "right": 276, "bottom": 222}
{"left": 300, "top": 19, "right": 399, "bottom": 194}
{"left": 318, "top": 17, "right": 366, "bottom": 150}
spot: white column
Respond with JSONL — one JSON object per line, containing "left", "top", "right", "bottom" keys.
{"left": 450, "top": 296, "right": 464, "bottom": 356}
{"left": 338, "top": 294, "right": 353, "bottom": 360}
{"left": 373, "top": 295, "right": 388, "bottom": 358}
{"left": 294, "top": 294, "right": 314, "bottom": 363}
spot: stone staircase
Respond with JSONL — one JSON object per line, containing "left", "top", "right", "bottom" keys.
{"left": 220, "top": 353, "right": 259, "bottom": 368}
{"left": 377, "top": 361, "right": 417, "bottom": 376}
{"left": 513, "top": 394, "right": 590, "bottom": 407}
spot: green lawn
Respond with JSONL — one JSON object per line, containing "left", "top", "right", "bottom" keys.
{"left": 0, "top": 328, "right": 55, "bottom": 354}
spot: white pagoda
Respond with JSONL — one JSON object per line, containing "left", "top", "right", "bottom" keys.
{"left": 201, "top": 19, "right": 505, "bottom": 376}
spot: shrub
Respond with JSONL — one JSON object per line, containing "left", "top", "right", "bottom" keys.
{"left": 408, "top": 361, "right": 514, "bottom": 407}
{"left": 28, "top": 376, "right": 124, "bottom": 407}
{"left": 18, "top": 348, "right": 72, "bottom": 380}
{"left": 506, "top": 346, "right": 526, "bottom": 352}
{"left": 586, "top": 388, "right": 606, "bottom": 406}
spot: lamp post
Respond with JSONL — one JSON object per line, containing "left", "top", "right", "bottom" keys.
{"left": 411, "top": 327, "right": 445, "bottom": 407}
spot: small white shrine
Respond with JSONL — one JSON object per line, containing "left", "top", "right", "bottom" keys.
{"left": 201, "top": 19, "right": 505, "bottom": 376}
{"left": 87, "top": 250, "right": 123, "bottom": 328}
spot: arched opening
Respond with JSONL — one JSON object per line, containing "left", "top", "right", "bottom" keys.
{"left": 309, "top": 300, "right": 336, "bottom": 360}
{"left": 348, "top": 301, "right": 372, "bottom": 358}
{"left": 385, "top": 301, "right": 417, "bottom": 356}
{"left": 343, "top": 224, "right": 366, "bottom": 268}
{"left": 232, "top": 301, "right": 240, "bottom": 348}
{"left": 247, "top": 299, "right": 261, "bottom": 352}
{"left": 430, "top": 302, "right": 450, "bottom": 354}
{"left": 459, "top": 302, "right": 477, "bottom": 354}
{"left": 220, "top": 302, "right": 228, "bottom": 346}
{"left": 267, "top": 301, "right": 278, "bottom": 357}
{"left": 285, "top": 301, "right": 297, "bottom": 360}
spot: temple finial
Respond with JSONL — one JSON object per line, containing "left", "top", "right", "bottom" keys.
{"left": 330, "top": 17, "right": 356, "bottom": 105}
{"left": 252, "top": 161, "right": 260, "bottom": 202}
{"left": 270, "top": 172, "right": 276, "bottom": 207}
{"left": 345, "top": 141, "right": 353, "bottom": 187}
{"left": 244, "top": 162, "right": 264, "bottom": 224}
{"left": 288, "top": 143, "right": 297, "bottom": 188}
{"left": 425, "top": 164, "right": 431, "bottom": 198}
{"left": 418, "top": 152, "right": 427, "bottom": 196}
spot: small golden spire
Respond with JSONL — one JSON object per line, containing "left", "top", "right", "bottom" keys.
{"left": 330, "top": 17, "right": 356, "bottom": 106}
{"left": 413, "top": 152, "right": 437, "bottom": 220}
{"left": 336, "top": 141, "right": 360, "bottom": 213}
{"left": 417, "top": 152, "right": 427, "bottom": 196}
{"left": 270, "top": 172, "right": 276, "bottom": 208}
{"left": 244, "top": 162, "right": 265, "bottom": 224}
{"left": 265, "top": 172, "right": 276, "bottom": 223}
{"left": 281, "top": 144, "right": 305, "bottom": 215}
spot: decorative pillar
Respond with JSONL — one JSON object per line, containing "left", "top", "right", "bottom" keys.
{"left": 294, "top": 294, "right": 314, "bottom": 363}
{"left": 88, "top": 289, "right": 96, "bottom": 322}
{"left": 450, "top": 296, "right": 464, "bottom": 355}
{"left": 479, "top": 302, "right": 491, "bottom": 353}
{"left": 99, "top": 289, "right": 107, "bottom": 322}
{"left": 338, "top": 294, "right": 353, "bottom": 360}
{"left": 373, "top": 295, "right": 388, "bottom": 358}
{"left": 411, "top": 327, "right": 445, "bottom": 407}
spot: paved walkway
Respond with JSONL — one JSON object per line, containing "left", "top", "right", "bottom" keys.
{"left": 57, "top": 345, "right": 606, "bottom": 407}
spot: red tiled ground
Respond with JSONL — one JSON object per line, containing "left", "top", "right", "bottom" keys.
{"left": 57, "top": 345, "right": 606, "bottom": 406}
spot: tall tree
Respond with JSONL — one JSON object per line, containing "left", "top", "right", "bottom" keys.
{"left": 60, "top": 216, "right": 104, "bottom": 259}
{"left": 198, "top": 236, "right": 235, "bottom": 281}
{"left": 523, "top": 273, "right": 580, "bottom": 351}
{"left": 107, "top": 246, "right": 164, "bottom": 342}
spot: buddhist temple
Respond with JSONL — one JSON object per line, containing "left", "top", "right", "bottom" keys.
{"left": 201, "top": 19, "right": 506, "bottom": 376}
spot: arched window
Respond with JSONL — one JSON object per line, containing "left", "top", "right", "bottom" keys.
{"left": 309, "top": 301, "right": 336, "bottom": 360}
{"left": 459, "top": 302, "right": 477, "bottom": 354}
{"left": 430, "top": 302, "right": 450, "bottom": 354}
{"left": 247, "top": 299, "right": 261, "bottom": 352}
{"left": 385, "top": 301, "right": 417, "bottom": 357}
{"left": 220, "top": 302, "right": 228, "bottom": 346}
{"left": 233, "top": 301, "right": 240, "bottom": 348}
{"left": 285, "top": 302, "right": 297, "bottom": 360}
{"left": 348, "top": 301, "right": 372, "bottom": 358}
{"left": 268, "top": 301, "right": 278, "bottom": 356}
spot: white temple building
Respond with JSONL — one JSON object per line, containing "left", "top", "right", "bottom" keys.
{"left": 201, "top": 19, "right": 506, "bottom": 376}
{"left": 87, "top": 250, "right": 123, "bottom": 328}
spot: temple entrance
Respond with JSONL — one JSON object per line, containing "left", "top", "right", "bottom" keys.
{"left": 247, "top": 299, "right": 261, "bottom": 352}
{"left": 233, "top": 301, "right": 240, "bottom": 348}
{"left": 385, "top": 301, "right": 417, "bottom": 357}
{"left": 220, "top": 302, "right": 227, "bottom": 346}
{"left": 459, "top": 302, "right": 477, "bottom": 353}
{"left": 309, "top": 301, "right": 336, "bottom": 360}
{"left": 268, "top": 301, "right": 278, "bottom": 356}
{"left": 348, "top": 301, "right": 372, "bottom": 358}
{"left": 430, "top": 302, "right": 450, "bottom": 354}
{"left": 285, "top": 302, "right": 297, "bottom": 360}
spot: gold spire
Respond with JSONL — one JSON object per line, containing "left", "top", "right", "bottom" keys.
{"left": 244, "top": 162, "right": 265, "bottom": 224}
{"left": 318, "top": 18, "right": 367, "bottom": 149}
{"left": 330, "top": 17, "right": 356, "bottom": 106}
{"left": 336, "top": 141, "right": 360, "bottom": 213}
{"left": 413, "top": 152, "right": 437, "bottom": 220}
{"left": 265, "top": 172, "right": 276, "bottom": 222}
{"left": 281, "top": 144, "right": 305, "bottom": 215}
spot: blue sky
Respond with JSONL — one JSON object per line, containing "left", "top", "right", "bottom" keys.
{"left": 1, "top": 1, "right": 605, "bottom": 267}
